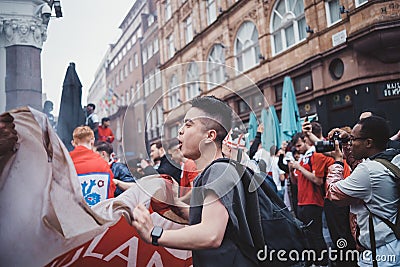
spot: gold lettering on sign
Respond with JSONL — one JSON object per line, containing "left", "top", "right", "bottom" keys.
{"left": 383, "top": 82, "right": 400, "bottom": 97}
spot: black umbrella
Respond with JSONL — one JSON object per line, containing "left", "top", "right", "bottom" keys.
{"left": 57, "top": 62, "right": 85, "bottom": 151}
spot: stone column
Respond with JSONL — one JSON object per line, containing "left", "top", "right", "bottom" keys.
{"left": 0, "top": 0, "right": 50, "bottom": 111}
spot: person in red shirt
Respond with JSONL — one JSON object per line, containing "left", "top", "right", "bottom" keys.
{"left": 70, "top": 126, "right": 116, "bottom": 206}
{"left": 98, "top": 117, "right": 114, "bottom": 143}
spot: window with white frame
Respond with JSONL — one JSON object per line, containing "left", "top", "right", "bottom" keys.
{"left": 166, "top": 34, "right": 174, "bottom": 59}
{"left": 151, "top": 108, "right": 158, "bottom": 137}
{"left": 155, "top": 68, "right": 161, "bottom": 88}
{"left": 184, "top": 15, "right": 193, "bottom": 44}
{"left": 127, "top": 40, "right": 132, "bottom": 51}
{"left": 132, "top": 34, "right": 137, "bottom": 45}
{"left": 186, "top": 62, "right": 200, "bottom": 100}
{"left": 126, "top": 90, "right": 130, "bottom": 105}
{"left": 148, "top": 43, "right": 153, "bottom": 59}
{"left": 121, "top": 94, "right": 126, "bottom": 106}
{"left": 170, "top": 125, "right": 179, "bottom": 138}
{"left": 137, "top": 119, "right": 142, "bottom": 133}
{"left": 154, "top": 39, "right": 159, "bottom": 53}
{"left": 136, "top": 81, "right": 140, "bottom": 98}
{"left": 150, "top": 71, "right": 155, "bottom": 93}
{"left": 206, "top": 0, "right": 217, "bottom": 25}
{"left": 168, "top": 75, "right": 180, "bottom": 109}
{"left": 124, "top": 64, "right": 128, "bottom": 77}
{"left": 144, "top": 75, "right": 150, "bottom": 97}
{"left": 119, "top": 70, "right": 123, "bottom": 82}
{"left": 165, "top": 0, "right": 172, "bottom": 21}
{"left": 270, "top": 0, "right": 307, "bottom": 55}
{"left": 130, "top": 86, "right": 134, "bottom": 101}
{"left": 142, "top": 49, "right": 148, "bottom": 64}
{"left": 157, "top": 104, "right": 163, "bottom": 127}
{"left": 207, "top": 44, "right": 226, "bottom": 89}
{"left": 325, "top": 0, "right": 341, "bottom": 26}
{"left": 129, "top": 58, "right": 133, "bottom": 72}
{"left": 134, "top": 53, "right": 138, "bottom": 67}
{"left": 235, "top": 21, "right": 260, "bottom": 72}
{"left": 355, "top": 0, "right": 368, "bottom": 7}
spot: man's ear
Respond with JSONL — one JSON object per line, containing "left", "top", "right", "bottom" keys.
{"left": 101, "top": 151, "right": 109, "bottom": 159}
{"left": 89, "top": 138, "right": 95, "bottom": 149}
{"left": 206, "top": 129, "right": 217, "bottom": 142}
{"left": 159, "top": 147, "right": 165, "bottom": 156}
{"left": 365, "top": 138, "right": 374, "bottom": 149}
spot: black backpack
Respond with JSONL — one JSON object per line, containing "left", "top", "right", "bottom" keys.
{"left": 203, "top": 158, "right": 309, "bottom": 266}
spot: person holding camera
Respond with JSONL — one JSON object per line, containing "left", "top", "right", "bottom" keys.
{"left": 289, "top": 131, "right": 336, "bottom": 266}
{"left": 303, "top": 121, "right": 357, "bottom": 266}
{"left": 325, "top": 116, "right": 400, "bottom": 267}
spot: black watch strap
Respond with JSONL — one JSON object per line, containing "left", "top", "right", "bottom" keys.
{"left": 334, "top": 160, "right": 344, "bottom": 167}
{"left": 151, "top": 226, "right": 163, "bottom": 246}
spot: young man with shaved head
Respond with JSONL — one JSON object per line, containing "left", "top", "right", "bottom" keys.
{"left": 132, "top": 96, "right": 259, "bottom": 266}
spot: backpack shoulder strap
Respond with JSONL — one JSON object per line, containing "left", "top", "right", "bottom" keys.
{"left": 367, "top": 158, "right": 400, "bottom": 239}
{"left": 374, "top": 158, "right": 400, "bottom": 179}
{"left": 201, "top": 158, "right": 263, "bottom": 265}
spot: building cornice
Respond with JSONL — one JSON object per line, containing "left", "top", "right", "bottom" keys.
{"left": 1, "top": 17, "right": 48, "bottom": 49}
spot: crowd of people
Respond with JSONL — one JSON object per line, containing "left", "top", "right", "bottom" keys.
{"left": 67, "top": 98, "right": 400, "bottom": 267}
{"left": 1, "top": 96, "right": 399, "bottom": 267}
{"left": 130, "top": 99, "right": 400, "bottom": 267}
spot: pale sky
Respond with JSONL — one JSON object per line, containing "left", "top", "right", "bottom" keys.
{"left": 41, "top": 0, "right": 134, "bottom": 115}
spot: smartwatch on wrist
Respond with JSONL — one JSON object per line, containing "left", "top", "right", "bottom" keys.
{"left": 151, "top": 226, "right": 163, "bottom": 246}
{"left": 334, "top": 160, "right": 344, "bottom": 167}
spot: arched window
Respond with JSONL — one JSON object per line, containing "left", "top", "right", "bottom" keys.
{"left": 168, "top": 75, "right": 180, "bottom": 109}
{"left": 270, "top": 0, "right": 306, "bottom": 55}
{"left": 235, "top": 21, "right": 260, "bottom": 72}
{"left": 186, "top": 62, "right": 200, "bottom": 100}
{"left": 207, "top": 44, "right": 226, "bottom": 89}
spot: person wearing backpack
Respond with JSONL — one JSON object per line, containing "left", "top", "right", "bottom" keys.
{"left": 326, "top": 116, "right": 400, "bottom": 267}
{"left": 132, "top": 96, "right": 260, "bottom": 266}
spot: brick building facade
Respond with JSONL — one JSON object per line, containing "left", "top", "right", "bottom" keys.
{"left": 157, "top": 0, "right": 400, "bottom": 139}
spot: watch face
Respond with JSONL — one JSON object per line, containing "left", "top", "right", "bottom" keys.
{"left": 152, "top": 226, "right": 163, "bottom": 237}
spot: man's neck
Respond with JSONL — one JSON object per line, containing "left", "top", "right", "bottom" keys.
{"left": 195, "top": 149, "right": 223, "bottom": 173}
{"left": 75, "top": 143, "right": 92, "bottom": 150}
{"left": 367, "top": 148, "right": 386, "bottom": 159}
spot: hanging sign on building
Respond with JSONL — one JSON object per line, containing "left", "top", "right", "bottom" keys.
{"left": 377, "top": 80, "right": 400, "bottom": 99}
